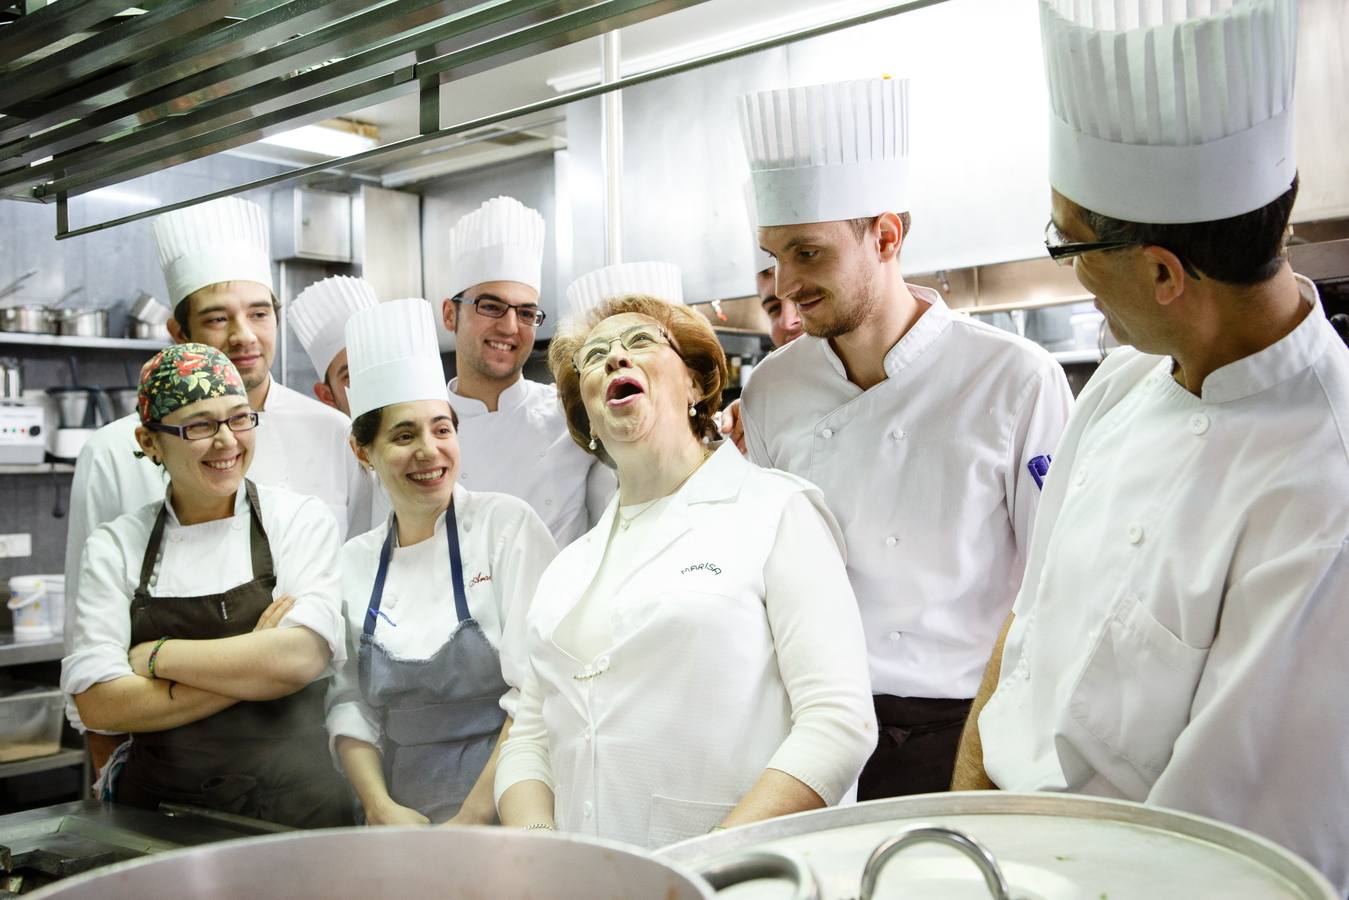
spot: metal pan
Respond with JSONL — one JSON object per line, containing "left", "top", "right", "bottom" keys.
{"left": 0, "top": 305, "right": 57, "bottom": 334}
{"left": 658, "top": 792, "right": 1337, "bottom": 900}
{"left": 26, "top": 826, "right": 819, "bottom": 900}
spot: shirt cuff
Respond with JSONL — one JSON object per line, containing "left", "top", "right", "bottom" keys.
{"left": 60, "top": 646, "right": 134, "bottom": 698}
{"left": 326, "top": 700, "right": 381, "bottom": 768}
{"left": 493, "top": 740, "right": 555, "bottom": 806}
{"left": 279, "top": 598, "right": 347, "bottom": 668}
{"left": 763, "top": 718, "right": 875, "bottom": 807}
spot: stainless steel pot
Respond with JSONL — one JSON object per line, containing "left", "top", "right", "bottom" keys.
{"left": 0, "top": 305, "right": 57, "bottom": 334}
{"left": 127, "top": 319, "right": 166, "bottom": 341}
{"left": 659, "top": 793, "right": 1338, "bottom": 900}
{"left": 57, "top": 308, "right": 109, "bottom": 337}
{"left": 0, "top": 358, "right": 21, "bottom": 400}
{"left": 127, "top": 290, "right": 172, "bottom": 326}
{"left": 26, "top": 827, "right": 818, "bottom": 900}
{"left": 45, "top": 387, "right": 102, "bottom": 429}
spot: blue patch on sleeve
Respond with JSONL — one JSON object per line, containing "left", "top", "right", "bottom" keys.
{"left": 1027, "top": 454, "right": 1053, "bottom": 490}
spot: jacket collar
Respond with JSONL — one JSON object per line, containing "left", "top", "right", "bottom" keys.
{"left": 447, "top": 376, "right": 529, "bottom": 420}
{"left": 1198, "top": 275, "right": 1334, "bottom": 404}
{"left": 818, "top": 283, "right": 954, "bottom": 382}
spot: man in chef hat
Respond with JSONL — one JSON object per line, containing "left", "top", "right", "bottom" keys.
{"left": 289, "top": 274, "right": 379, "bottom": 416}
{"left": 954, "top": 1, "right": 1349, "bottom": 892}
{"left": 737, "top": 77, "right": 1073, "bottom": 799}
{"left": 440, "top": 196, "right": 614, "bottom": 547}
{"left": 64, "top": 196, "right": 368, "bottom": 760}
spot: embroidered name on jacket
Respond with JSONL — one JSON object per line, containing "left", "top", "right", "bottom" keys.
{"left": 470, "top": 572, "right": 492, "bottom": 587}
{"left": 680, "top": 562, "right": 722, "bottom": 576}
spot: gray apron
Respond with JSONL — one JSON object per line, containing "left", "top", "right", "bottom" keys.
{"left": 357, "top": 501, "right": 509, "bottom": 823}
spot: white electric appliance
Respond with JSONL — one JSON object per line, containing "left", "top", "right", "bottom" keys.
{"left": 0, "top": 402, "right": 47, "bottom": 465}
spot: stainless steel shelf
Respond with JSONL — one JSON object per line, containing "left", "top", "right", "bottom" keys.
{"left": 0, "top": 633, "right": 65, "bottom": 666}
{"left": 0, "top": 748, "right": 83, "bottom": 780}
{"left": 0, "top": 332, "right": 167, "bottom": 352}
{"left": 0, "top": 463, "right": 76, "bottom": 475}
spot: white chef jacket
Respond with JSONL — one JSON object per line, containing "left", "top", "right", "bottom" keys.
{"left": 448, "top": 377, "right": 615, "bottom": 547}
{"left": 325, "top": 486, "right": 558, "bottom": 753}
{"left": 979, "top": 276, "right": 1349, "bottom": 895}
{"left": 61, "top": 483, "right": 347, "bottom": 698}
{"left": 494, "top": 444, "right": 876, "bottom": 848}
{"left": 741, "top": 285, "right": 1073, "bottom": 699}
{"left": 63, "top": 377, "right": 369, "bottom": 728}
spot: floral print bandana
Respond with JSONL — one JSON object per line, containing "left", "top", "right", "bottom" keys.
{"left": 137, "top": 343, "right": 246, "bottom": 423}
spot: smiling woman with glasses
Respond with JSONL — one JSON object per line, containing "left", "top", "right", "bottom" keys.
{"left": 495, "top": 291, "right": 875, "bottom": 847}
{"left": 61, "top": 342, "right": 352, "bottom": 829}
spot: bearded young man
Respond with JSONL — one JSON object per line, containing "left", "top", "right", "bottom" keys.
{"left": 737, "top": 78, "right": 1072, "bottom": 798}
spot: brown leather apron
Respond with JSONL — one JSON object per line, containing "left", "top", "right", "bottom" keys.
{"left": 113, "top": 481, "right": 352, "bottom": 828}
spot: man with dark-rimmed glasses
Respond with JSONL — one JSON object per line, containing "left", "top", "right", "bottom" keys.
{"left": 440, "top": 196, "right": 613, "bottom": 547}
{"left": 955, "top": 1, "right": 1349, "bottom": 892}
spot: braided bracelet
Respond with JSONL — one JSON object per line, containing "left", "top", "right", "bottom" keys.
{"left": 521, "top": 823, "right": 554, "bottom": 832}
{"left": 147, "top": 637, "right": 170, "bottom": 680}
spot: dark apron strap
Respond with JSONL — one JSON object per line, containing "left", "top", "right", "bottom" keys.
{"left": 134, "top": 481, "right": 269, "bottom": 607}
{"left": 243, "top": 480, "right": 274, "bottom": 581}
{"left": 364, "top": 501, "right": 469, "bottom": 639}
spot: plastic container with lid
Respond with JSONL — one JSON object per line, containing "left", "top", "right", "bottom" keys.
{"left": 7, "top": 574, "right": 61, "bottom": 641}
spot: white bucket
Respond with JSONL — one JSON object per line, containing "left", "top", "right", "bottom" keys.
{"left": 6, "top": 575, "right": 60, "bottom": 642}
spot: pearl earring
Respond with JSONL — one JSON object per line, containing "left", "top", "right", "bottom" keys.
{"left": 688, "top": 403, "right": 697, "bottom": 418}
{"left": 588, "top": 434, "right": 598, "bottom": 451}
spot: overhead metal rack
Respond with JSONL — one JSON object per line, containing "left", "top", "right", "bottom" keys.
{"left": 0, "top": 0, "right": 945, "bottom": 237}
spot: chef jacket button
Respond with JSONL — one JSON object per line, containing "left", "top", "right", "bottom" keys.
{"left": 884, "top": 535, "right": 899, "bottom": 548}
{"left": 887, "top": 631, "right": 901, "bottom": 641}
{"left": 1188, "top": 413, "right": 1211, "bottom": 435}
{"left": 821, "top": 428, "right": 834, "bottom": 439}
{"left": 890, "top": 428, "right": 906, "bottom": 440}
{"left": 584, "top": 728, "right": 593, "bottom": 743}
{"left": 596, "top": 654, "right": 611, "bottom": 672}
{"left": 1074, "top": 469, "right": 1087, "bottom": 487}
{"left": 539, "top": 451, "right": 546, "bottom": 458}
{"left": 545, "top": 499, "right": 553, "bottom": 506}
{"left": 1127, "top": 523, "right": 1144, "bottom": 544}
{"left": 582, "top": 801, "right": 593, "bottom": 818}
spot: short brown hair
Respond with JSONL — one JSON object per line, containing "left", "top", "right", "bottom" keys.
{"left": 549, "top": 294, "right": 726, "bottom": 464}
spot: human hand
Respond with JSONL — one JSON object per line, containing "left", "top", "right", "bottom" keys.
{"left": 720, "top": 399, "right": 747, "bottom": 455}
{"left": 366, "top": 799, "right": 431, "bottom": 827}
{"left": 253, "top": 595, "right": 296, "bottom": 631}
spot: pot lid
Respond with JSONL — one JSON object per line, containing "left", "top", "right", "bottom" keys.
{"left": 658, "top": 793, "right": 1335, "bottom": 900}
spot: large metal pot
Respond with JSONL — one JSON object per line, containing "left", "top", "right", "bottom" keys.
{"left": 126, "top": 291, "right": 172, "bottom": 326}
{"left": 126, "top": 319, "right": 166, "bottom": 341}
{"left": 0, "top": 305, "right": 57, "bottom": 334}
{"left": 56, "top": 308, "right": 109, "bottom": 337}
{"left": 27, "top": 826, "right": 818, "bottom": 900}
{"left": 658, "top": 793, "right": 1338, "bottom": 900}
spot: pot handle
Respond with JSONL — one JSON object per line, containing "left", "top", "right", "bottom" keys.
{"left": 859, "top": 824, "right": 1013, "bottom": 900}
{"left": 697, "top": 848, "right": 820, "bottom": 900}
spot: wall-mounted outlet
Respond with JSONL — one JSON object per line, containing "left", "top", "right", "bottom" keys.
{"left": 0, "top": 534, "right": 33, "bottom": 559}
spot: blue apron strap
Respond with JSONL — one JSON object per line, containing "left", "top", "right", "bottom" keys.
{"left": 365, "top": 500, "right": 470, "bottom": 636}
{"left": 444, "top": 501, "right": 471, "bottom": 623}
{"left": 363, "top": 521, "right": 397, "bottom": 638}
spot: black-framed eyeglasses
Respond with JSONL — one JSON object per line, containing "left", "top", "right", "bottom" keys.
{"left": 1044, "top": 219, "right": 1139, "bottom": 267}
{"left": 145, "top": 411, "right": 259, "bottom": 441}
{"left": 455, "top": 294, "right": 546, "bottom": 327}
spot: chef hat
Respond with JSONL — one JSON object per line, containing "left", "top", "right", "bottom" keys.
{"left": 289, "top": 276, "right": 379, "bottom": 377}
{"left": 564, "top": 262, "right": 684, "bottom": 320}
{"left": 345, "top": 297, "right": 450, "bottom": 421}
{"left": 744, "top": 179, "right": 775, "bottom": 276}
{"left": 739, "top": 78, "right": 910, "bottom": 227}
{"left": 447, "top": 196, "right": 546, "bottom": 297}
{"left": 153, "top": 196, "right": 274, "bottom": 307}
{"left": 1040, "top": 0, "right": 1297, "bottom": 225}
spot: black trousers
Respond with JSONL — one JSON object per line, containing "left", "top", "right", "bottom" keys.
{"left": 857, "top": 694, "right": 974, "bottom": 801}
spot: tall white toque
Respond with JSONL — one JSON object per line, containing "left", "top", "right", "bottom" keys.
{"left": 564, "top": 262, "right": 685, "bottom": 321}
{"left": 1040, "top": 0, "right": 1297, "bottom": 225}
{"left": 289, "top": 276, "right": 379, "bottom": 378}
{"left": 447, "top": 196, "right": 546, "bottom": 297}
{"left": 153, "top": 196, "right": 274, "bottom": 307}
{"left": 738, "top": 77, "right": 910, "bottom": 227}
{"left": 345, "top": 297, "right": 450, "bottom": 421}
{"left": 744, "top": 179, "right": 775, "bottom": 276}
